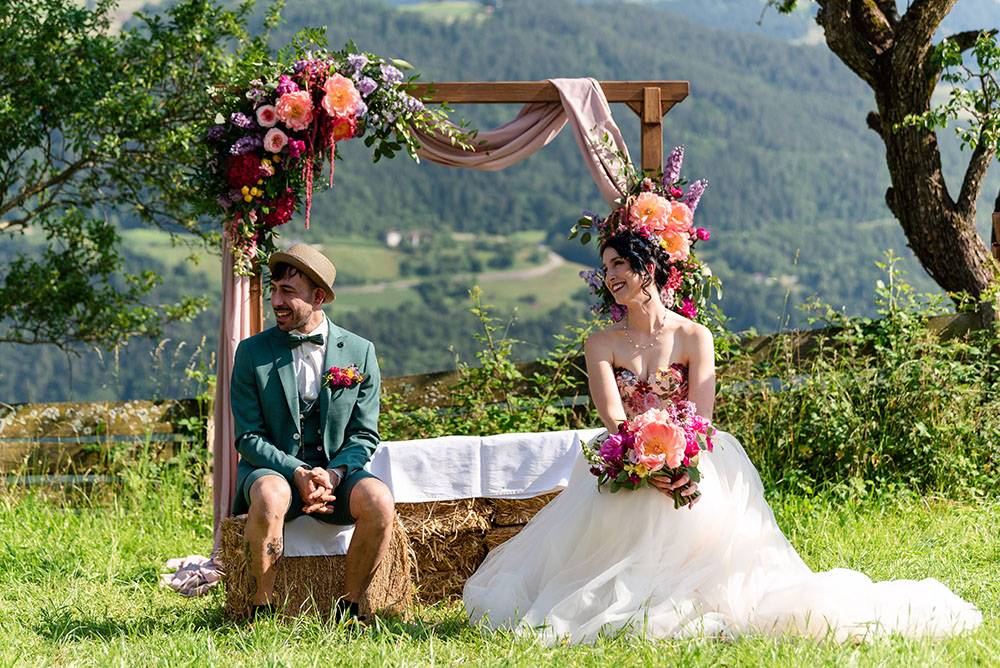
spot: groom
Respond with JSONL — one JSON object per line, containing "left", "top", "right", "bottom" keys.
{"left": 230, "top": 243, "right": 394, "bottom": 622}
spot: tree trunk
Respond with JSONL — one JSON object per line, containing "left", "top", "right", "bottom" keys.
{"left": 815, "top": 0, "right": 996, "bottom": 298}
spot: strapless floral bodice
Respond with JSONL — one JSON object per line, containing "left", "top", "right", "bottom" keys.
{"left": 615, "top": 363, "right": 689, "bottom": 419}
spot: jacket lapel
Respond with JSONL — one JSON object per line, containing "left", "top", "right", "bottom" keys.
{"left": 268, "top": 328, "right": 300, "bottom": 431}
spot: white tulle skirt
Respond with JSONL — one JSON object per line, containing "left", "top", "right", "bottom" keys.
{"left": 462, "top": 431, "right": 982, "bottom": 645}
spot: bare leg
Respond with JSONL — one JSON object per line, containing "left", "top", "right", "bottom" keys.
{"left": 245, "top": 475, "right": 291, "bottom": 606}
{"left": 343, "top": 477, "right": 395, "bottom": 604}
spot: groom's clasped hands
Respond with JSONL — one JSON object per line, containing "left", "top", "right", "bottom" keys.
{"left": 292, "top": 466, "right": 338, "bottom": 515}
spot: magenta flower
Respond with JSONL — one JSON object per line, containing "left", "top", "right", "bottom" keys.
{"left": 679, "top": 298, "right": 697, "bottom": 319}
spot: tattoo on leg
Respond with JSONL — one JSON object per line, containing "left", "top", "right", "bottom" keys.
{"left": 266, "top": 536, "right": 283, "bottom": 564}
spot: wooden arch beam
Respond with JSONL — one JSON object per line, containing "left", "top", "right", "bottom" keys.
{"left": 409, "top": 80, "right": 690, "bottom": 174}
{"left": 248, "top": 80, "right": 689, "bottom": 334}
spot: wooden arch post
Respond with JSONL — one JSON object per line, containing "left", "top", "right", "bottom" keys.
{"left": 247, "top": 80, "right": 689, "bottom": 334}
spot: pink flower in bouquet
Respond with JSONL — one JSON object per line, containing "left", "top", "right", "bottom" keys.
{"left": 263, "top": 128, "right": 288, "bottom": 153}
{"left": 629, "top": 192, "right": 669, "bottom": 230}
{"left": 322, "top": 74, "right": 361, "bottom": 117}
{"left": 599, "top": 431, "right": 628, "bottom": 464}
{"left": 330, "top": 114, "right": 357, "bottom": 141}
{"left": 666, "top": 265, "right": 683, "bottom": 290}
{"left": 287, "top": 139, "right": 306, "bottom": 158}
{"left": 276, "top": 90, "right": 314, "bottom": 131}
{"left": 256, "top": 104, "right": 278, "bottom": 127}
{"left": 660, "top": 228, "right": 691, "bottom": 262}
{"left": 630, "top": 409, "right": 686, "bottom": 471}
{"left": 696, "top": 227, "right": 711, "bottom": 241}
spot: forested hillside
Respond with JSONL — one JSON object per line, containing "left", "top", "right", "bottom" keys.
{"left": 2, "top": 0, "right": 996, "bottom": 402}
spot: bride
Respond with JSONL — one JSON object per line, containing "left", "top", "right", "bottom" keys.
{"left": 462, "top": 227, "right": 982, "bottom": 644}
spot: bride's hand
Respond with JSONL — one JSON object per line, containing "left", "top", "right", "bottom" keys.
{"left": 651, "top": 473, "right": 700, "bottom": 509}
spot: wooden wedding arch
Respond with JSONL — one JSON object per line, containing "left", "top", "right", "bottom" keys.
{"left": 245, "top": 79, "right": 690, "bottom": 334}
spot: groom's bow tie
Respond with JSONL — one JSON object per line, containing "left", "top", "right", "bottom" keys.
{"left": 287, "top": 332, "right": 324, "bottom": 349}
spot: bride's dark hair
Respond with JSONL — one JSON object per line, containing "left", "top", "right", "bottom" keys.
{"left": 599, "top": 231, "right": 672, "bottom": 297}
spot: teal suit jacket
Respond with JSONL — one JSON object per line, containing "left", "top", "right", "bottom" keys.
{"left": 230, "top": 317, "right": 381, "bottom": 515}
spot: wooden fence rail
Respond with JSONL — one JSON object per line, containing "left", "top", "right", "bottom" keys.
{"left": 0, "top": 312, "right": 983, "bottom": 479}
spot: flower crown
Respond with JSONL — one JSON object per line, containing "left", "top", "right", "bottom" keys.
{"left": 571, "top": 146, "right": 714, "bottom": 323}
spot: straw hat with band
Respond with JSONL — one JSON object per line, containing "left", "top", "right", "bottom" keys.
{"left": 268, "top": 244, "right": 337, "bottom": 303}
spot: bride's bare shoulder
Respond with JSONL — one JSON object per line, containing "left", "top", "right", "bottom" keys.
{"left": 584, "top": 323, "right": 623, "bottom": 355}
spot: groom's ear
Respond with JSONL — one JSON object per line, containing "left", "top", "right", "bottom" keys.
{"left": 312, "top": 287, "right": 327, "bottom": 307}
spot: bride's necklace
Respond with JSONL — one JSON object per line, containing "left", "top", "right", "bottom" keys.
{"left": 623, "top": 315, "right": 668, "bottom": 351}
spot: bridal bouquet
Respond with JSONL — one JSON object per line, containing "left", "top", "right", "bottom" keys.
{"left": 583, "top": 401, "right": 715, "bottom": 508}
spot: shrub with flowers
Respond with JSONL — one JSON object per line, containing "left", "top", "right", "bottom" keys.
{"left": 199, "top": 42, "right": 469, "bottom": 275}
{"left": 570, "top": 145, "right": 718, "bottom": 324}
{"left": 582, "top": 400, "right": 715, "bottom": 507}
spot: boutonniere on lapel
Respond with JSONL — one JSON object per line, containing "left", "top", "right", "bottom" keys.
{"left": 323, "top": 364, "right": 365, "bottom": 388}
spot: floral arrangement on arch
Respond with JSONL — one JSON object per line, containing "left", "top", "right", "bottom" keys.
{"left": 570, "top": 146, "right": 718, "bottom": 324}
{"left": 200, "top": 43, "right": 467, "bottom": 275}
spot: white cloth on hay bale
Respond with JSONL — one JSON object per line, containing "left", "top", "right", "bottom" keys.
{"left": 285, "top": 428, "right": 601, "bottom": 557}
{"left": 160, "top": 428, "right": 601, "bottom": 593}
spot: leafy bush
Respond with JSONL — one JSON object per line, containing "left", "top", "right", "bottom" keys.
{"left": 715, "top": 253, "right": 1000, "bottom": 498}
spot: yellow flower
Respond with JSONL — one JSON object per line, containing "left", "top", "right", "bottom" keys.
{"left": 273, "top": 155, "right": 281, "bottom": 163}
{"left": 241, "top": 185, "right": 249, "bottom": 195}
{"left": 262, "top": 158, "right": 272, "bottom": 166}
{"left": 243, "top": 195, "right": 252, "bottom": 202}
{"left": 256, "top": 179, "right": 263, "bottom": 185}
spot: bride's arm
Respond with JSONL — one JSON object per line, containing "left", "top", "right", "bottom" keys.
{"left": 686, "top": 323, "right": 716, "bottom": 421}
{"left": 584, "top": 331, "right": 627, "bottom": 432}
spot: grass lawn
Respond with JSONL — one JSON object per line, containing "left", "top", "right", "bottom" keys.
{"left": 0, "top": 480, "right": 996, "bottom": 666}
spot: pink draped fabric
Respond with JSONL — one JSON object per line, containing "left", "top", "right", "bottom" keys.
{"left": 161, "top": 237, "right": 250, "bottom": 596}
{"left": 415, "top": 78, "right": 630, "bottom": 207}
{"left": 164, "top": 78, "right": 634, "bottom": 596}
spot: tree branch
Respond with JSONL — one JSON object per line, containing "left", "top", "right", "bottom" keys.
{"left": 0, "top": 156, "right": 94, "bottom": 219}
{"left": 957, "top": 139, "right": 995, "bottom": 219}
{"left": 895, "top": 0, "right": 959, "bottom": 75}
{"left": 814, "top": 0, "right": 880, "bottom": 88}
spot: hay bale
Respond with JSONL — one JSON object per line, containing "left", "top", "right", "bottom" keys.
{"left": 409, "top": 530, "right": 486, "bottom": 574}
{"left": 484, "top": 525, "right": 523, "bottom": 552}
{"left": 414, "top": 568, "right": 477, "bottom": 603}
{"left": 487, "top": 491, "right": 560, "bottom": 526}
{"left": 220, "top": 515, "right": 412, "bottom": 621}
{"left": 396, "top": 499, "right": 492, "bottom": 539}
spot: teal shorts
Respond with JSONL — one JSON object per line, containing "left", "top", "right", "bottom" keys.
{"left": 242, "top": 468, "right": 377, "bottom": 526}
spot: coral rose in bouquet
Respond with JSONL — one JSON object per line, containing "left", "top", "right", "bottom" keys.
{"left": 583, "top": 400, "right": 715, "bottom": 508}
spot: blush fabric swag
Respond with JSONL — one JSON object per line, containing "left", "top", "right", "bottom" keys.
{"left": 161, "top": 78, "right": 635, "bottom": 597}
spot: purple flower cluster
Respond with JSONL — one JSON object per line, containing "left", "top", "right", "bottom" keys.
{"left": 380, "top": 62, "right": 403, "bottom": 84}
{"left": 206, "top": 124, "right": 225, "bottom": 141}
{"left": 230, "top": 112, "right": 254, "bottom": 129}
{"left": 356, "top": 76, "right": 378, "bottom": 97}
{"left": 229, "top": 135, "right": 263, "bottom": 156}
{"left": 403, "top": 95, "right": 424, "bottom": 114}
{"left": 579, "top": 268, "right": 604, "bottom": 294}
{"left": 682, "top": 179, "right": 707, "bottom": 212}
{"left": 347, "top": 53, "right": 369, "bottom": 72}
{"left": 662, "top": 145, "right": 684, "bottom": 185}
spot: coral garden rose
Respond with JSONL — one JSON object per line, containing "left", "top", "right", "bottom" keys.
{"left": 660, "top": 228, "right": 691, "bottom": 262}
{"left": 322, "top": 74, "right": 361, "bottom": 117}
{"left": 664, "top": 200, "right": 694, "bottom": 232}
{"left": 256, "top": 104, "right": 278, "bottom": 127}
{"left": 629, "top": 192, "right": 670, "bottom": 229}
{"left": 276, "top": 90, "right": 314, "bottom": 131}
{"left": 630, "top": 409, "right": 686, "bottom": 471}
{"left": 263, "top": 127, "right": 288, "bottom": 153}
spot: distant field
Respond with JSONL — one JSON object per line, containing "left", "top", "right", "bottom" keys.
{"left": 396, "top": 1, "right": 489, "bottom": 21}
